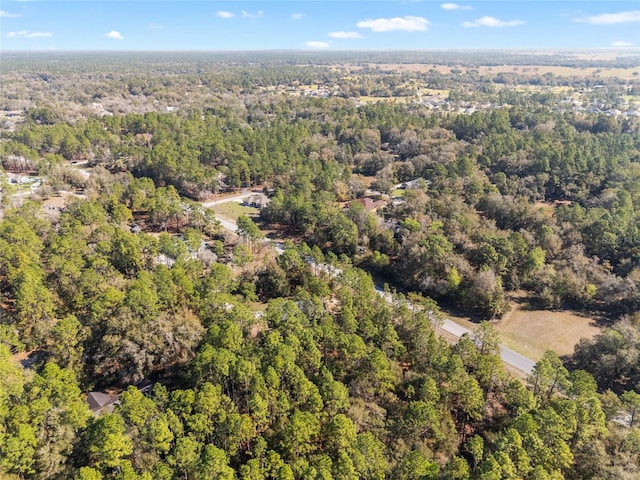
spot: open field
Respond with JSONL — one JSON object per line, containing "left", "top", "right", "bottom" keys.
{"left": 533, "top": 200, "right": 573, "bottom": 219}
{"left": 211, "top": 202, "right": 259, "bottom": 222}
{"left": 357, "top": 95, "right": 411, "bottom": 104}
{"left": 416, "top": 88, "right": 450, "bottom": 97}
{"left": 373, "top": 63, "right": 640, "bottom": 79}
{"left": 352, "top": 173, "right": 377, "bottom": 187}
{"left": 533, "top": 202, "right": 556, "bottom": 218}
{"left": 496, "top": 300, "right": 601, "bottom": 360}
{"left": 511, "top": 85, "right": 573, "bottom": 94}
{"left": 441, "top": 296, "right": 601, "bottom": 362}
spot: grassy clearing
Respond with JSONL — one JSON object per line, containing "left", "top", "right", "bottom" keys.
{"left": 372, "top": 63, "right": 640, "bottom": 79}
{"left": 352, "top": 173, "right": 376, "bottom": 188}
{"left": 357, "top": 96, "right": 411, "bottom": 104}
{"left": 211, "top": 202, "right": 259, "bottom": 222}
{"left": 533, "top": 202, "right": 556, "bottom": 218}
{"left": 496, "top": 304, "right": 601, "bottom": 360}
{"left": 249, "top": 301, "right": 268, "bottom": 312}
{"left": 417, "top": 88, "right": 449, "bottom": 97}
{"left": 512, "top": 85, "right": 573, "bottom": 94}
{"left": 441, "top": 295, "right": 601, "bottom": 362}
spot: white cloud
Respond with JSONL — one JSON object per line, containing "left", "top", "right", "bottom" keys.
{"left": 24, "top": 32, "right": 52, "bottom": 38}
{"left": 575, "top": 10, "right": 640, "bottom": 25}
{"left": 217, "top": 11, "right": 234, "bottom": 19}
{"left": 305, "top": 41, "right": 330, "bottom": 48}
{"left": 7, "top": 30, "right": 52, "bottom": 38}
{"left": 242, "top": 10, "right": 263, "bottom": 19}
{"left": 291, "top": 13, "right": 304, "bottom": 20}
{"left": 0, "top": 10, "right": 22, "bottom": 17}
{"left": 357, "top": 16, "right": 430, "bottom": 32}
{"left": 441, "top": 3, "right": 472, "bottom": 11}
{"left": 612, "top": 40, "right": 633, "bottom": 47}
{"left": 147, "top": 22, "right": 164, "bottom": 30}
{"left": 328, "top": 31, "right": 363, "bottom": 39}
{"left": 105, "top": 30, "right": 124, "bottom": 40}
{"left": 463, "top": 16, "right": 524, "bottom": 28}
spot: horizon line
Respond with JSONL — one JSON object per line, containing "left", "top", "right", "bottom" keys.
{"left": 2, "top": 47, "right": 640, "bottom": 54}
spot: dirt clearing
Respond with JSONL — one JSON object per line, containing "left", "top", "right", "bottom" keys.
{"left": 441, "top": 294, "right": 601, "bottom": 362}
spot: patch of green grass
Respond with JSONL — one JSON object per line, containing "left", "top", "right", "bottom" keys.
{"left": 212, "top": 202, "right": 259, "bottom": 221}
{"left": 391, "top": 189, "right": 405, "bottom": 198}
{"left": 249, "top": 301, "right": 268, "bottom": 312}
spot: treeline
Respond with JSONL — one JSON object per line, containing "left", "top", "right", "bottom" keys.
{"left": 1, "top": 189, "right": 640, "bottom": 478}
{"left": 4, "top": 52, "right": 637, "bottom": 128}
{"left": 2, "top": 97, "right": 640, "bottom": 320}
{"left": 4, "top": 51, "right": 639, "bottom": 72}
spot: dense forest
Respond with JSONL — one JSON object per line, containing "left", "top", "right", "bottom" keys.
{"left": 4, "top": 94, "right": 640, "bottom": 318}
{"left": 1, "top": 53, "right": 640, "bottom": 479}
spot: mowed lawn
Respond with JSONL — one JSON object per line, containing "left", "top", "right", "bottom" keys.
{"left": 211, "top": 202, "right": 259, "bottom": 222}
{"left": 442, "top": 297, "right": 601, "bottom": 362}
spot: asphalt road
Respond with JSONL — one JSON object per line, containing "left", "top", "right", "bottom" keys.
{"left": 375, "top": 286, "right": 536, "bottom": 375}
{"left": 201, "top": 190, "right": 256, "bottom": 233}
{"left": 216, "top": 217, "right": 238, "bottom": 233}
{"left": 440, "top": 318, "right": 535, "bottom": 374}
{"left": 201, "top": 189, "right": 251, "bottom": 208}
{"left": 203, "top": 202, "right": 537, "bottom": 376}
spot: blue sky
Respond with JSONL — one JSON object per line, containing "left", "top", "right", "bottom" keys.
{"left": 1, "top": 1, "right": 639, "bottom": 51}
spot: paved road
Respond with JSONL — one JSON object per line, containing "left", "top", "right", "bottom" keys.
{"left": 216, "top": 217, "right": 238, "bottom": 233}
{"left": 498, "top": 345, "right": 536, "bottom": 374}
{"left": 201, "top": 189, "right": 255, "bottom": 233}
{"left": 202, "top": 207, "right": 537, "bottom": 376}
{"left": 374, "top": 286, "right": 536, "bottom": 375}
{"left": 441, "top": 318, "right": 473, "bottom": 338}
{"left": 201, "top": 189, "right": 251, "bottom": 208}
{"left": 440, "top": 319, "right": 535, "bottom": 374}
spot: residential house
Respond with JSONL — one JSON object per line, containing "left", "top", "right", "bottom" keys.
{"left": 87, "top": 391, "right": 120, "bottom": 416}
{"left": 244, "top": 194, "right": 271, "bottom": 209}
{"left": 351, "top": 197, "right": 387, "bottom": 212}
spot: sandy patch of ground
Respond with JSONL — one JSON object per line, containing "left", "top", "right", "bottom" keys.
{"left": 441, "top": 294, "right": 601, "bottom": 362}
{"left": 497, "top": 298, "right": 601, "bottom": 360}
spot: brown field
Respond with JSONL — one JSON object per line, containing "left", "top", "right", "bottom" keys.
{"left": 357, "top": 96, "right": 411, "bottom": 104}
{"left": 533, "top": 202, "right": 555, "bottom": 218}
{"left": 441, "top": 295, "right": 601, "bottom": 362}
{"left": 533, "top": 199, "right": 571, "bottom": 218}
{"left": 512, "top": 85, "right": 573, "bottom": 94}
{"left": 351, "top": 173, "right": 377, "bottom": 188}
{"left": 549, "top": 50, "right": 640, "bottom": 61}
{"left": 373, "top": 63, "right": 640, "bottom": 79}
{"left": 496, "top": 300, "right": 601, "bottom": 360}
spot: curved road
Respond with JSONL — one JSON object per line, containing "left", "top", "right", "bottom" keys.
{"left": 440, "top": 318, "right": 535, "bottom": 374}
{"left": 203, "top": 201, "right": 537, "bottom": 376}
{"left": 201, "top": 190, "right": 256, "bottom": 233}
{"left": 375, "top": 286, "right": 535, "bottom": 375}
{"left": 201, "top": 189, "right": 251, "bottom": 208}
